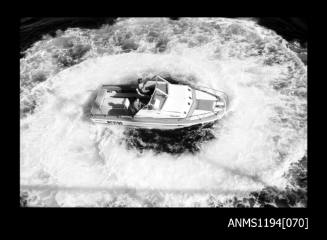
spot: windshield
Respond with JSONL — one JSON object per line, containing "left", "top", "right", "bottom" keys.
{"left": 156, "top": 81, "right": 168, "bottom": 94}
{"left": 144, "top": 89, "right": 167, "bottom": 110}
{"left": 140, "top": 76, "right": 169, "bottom": 111}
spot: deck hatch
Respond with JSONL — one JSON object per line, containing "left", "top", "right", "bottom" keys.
{"left": 195, "top": 99, "right": 215, "bottom": 112}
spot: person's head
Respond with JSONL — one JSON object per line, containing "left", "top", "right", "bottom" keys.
{"left": 137, "top": 78, "right": 142, "bottom": 84}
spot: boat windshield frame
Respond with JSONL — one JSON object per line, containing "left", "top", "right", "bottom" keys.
{"left": 142, "top": 76, "right": 169, "bottom": 111}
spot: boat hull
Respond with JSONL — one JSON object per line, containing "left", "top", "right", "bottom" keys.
{"left": 90, "top": 108, "right": 225, "bottom": 130}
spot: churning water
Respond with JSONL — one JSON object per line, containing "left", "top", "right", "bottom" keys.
{"left": 20, "top": 18, "right": 307, "bottom": 207}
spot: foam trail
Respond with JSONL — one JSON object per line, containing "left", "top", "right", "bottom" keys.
{"left": 20, "top": 18, "right": 307, "bottom": 207}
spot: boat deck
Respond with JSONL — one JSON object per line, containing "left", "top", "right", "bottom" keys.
{"left": 90, "top": 86, "right": 150, "bottom": 117}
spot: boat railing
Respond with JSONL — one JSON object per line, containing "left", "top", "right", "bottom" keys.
{"left": 195, "top": 85, "right": 229, "bottom": 107}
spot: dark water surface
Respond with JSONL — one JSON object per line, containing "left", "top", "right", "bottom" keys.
{"left": 20, "top": 17, "right": 307, "bottom": 54}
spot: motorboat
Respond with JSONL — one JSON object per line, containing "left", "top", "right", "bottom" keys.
{"left": 90, "top": 75, "right": 228, "bottom": 129}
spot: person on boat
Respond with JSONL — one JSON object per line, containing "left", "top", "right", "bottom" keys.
{"left": 136, "top": 78, "right": 156, "bottom": 96}
{"left": 129, "top": 98, "right": 144, "bottom": 114}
